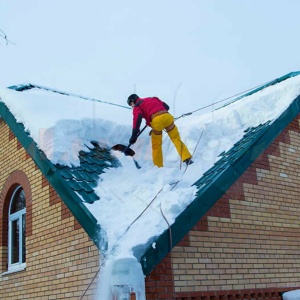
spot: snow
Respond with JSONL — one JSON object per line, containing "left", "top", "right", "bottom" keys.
{"left": 283, "top": 290, "right": 300, "bottom": 300}
{"left": 86, "top": 75, "right": 300, "bottom": 261}
{"left": 0, "top": 86, "right": 132, "bottom": 166}
{"left": 1, "top": 75, "right": 300, "bottom": 297}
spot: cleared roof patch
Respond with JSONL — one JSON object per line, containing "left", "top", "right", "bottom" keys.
{"left": 56, "top": 142, "right": 120, "bottom": 204}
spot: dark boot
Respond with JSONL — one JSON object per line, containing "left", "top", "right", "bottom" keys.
{"left": 184, "top": 157, "right": 194, "bottom": 166}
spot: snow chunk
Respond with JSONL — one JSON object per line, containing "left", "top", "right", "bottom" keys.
{"left": 283, "top": 290, "right": 300, "bottom": 300}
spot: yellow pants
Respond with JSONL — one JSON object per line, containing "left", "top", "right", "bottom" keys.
{"left": 150, "top": 113, "right": 192, "bottom": 167}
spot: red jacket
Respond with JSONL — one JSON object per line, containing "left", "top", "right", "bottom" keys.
{"left": 132, "top": 97, "right": 169, "bottom": 131}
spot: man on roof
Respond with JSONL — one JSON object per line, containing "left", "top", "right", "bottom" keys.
{"left": 127, "top": 94, "right": 193, "bottom": 168}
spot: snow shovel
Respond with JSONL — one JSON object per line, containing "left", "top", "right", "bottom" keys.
{"left": 111, "top": 124, "right": 147, "bottom": 157}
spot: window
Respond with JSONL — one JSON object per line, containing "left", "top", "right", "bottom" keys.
{"left": 8, "top": 186, "right": 26, "bottom": 271}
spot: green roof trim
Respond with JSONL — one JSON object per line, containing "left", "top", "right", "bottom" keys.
{"left": 0, "top": 102, "right": 108, "bottom": 251}
{"left": 139, "top": 72, "right": 300, "bottom": 275}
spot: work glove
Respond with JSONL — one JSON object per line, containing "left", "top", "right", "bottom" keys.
{"left": 129, "top": 135, "right": 137, "bottom": 144}
{"left": 129, "top": 129, "right": 140, "bottom": 144}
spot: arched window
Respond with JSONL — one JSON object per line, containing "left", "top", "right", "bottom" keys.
{"left": 8, "top": 186, "right": 26, "bottom": 271}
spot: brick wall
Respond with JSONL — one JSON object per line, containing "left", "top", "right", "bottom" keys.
{"left": 146, "top": 115, "right": 300, "bottom": 299}
{"left": 0, "top": 120, "right": 100, "bottom": 299}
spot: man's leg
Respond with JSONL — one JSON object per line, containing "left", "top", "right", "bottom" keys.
{"left": 167, "top": 125, "right": 192, "bottom": 162}
{"left": 161, "top": 113, "right": 192, "bottom": 162}
{"left": 150, "top": 115, "right": 165, "bottom": 167}
{"left": 151, "top": 130, "right": 163, "bottom": 167}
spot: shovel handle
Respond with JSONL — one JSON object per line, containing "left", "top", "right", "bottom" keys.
{"left": 126, "top": 124, "right": 147, "bottom": 149}
{"left": 136, "top": 124, "right": 148, "bottom": 139}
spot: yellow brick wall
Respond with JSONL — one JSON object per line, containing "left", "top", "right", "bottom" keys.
{"left": 170, "top": 116, "right": 300, "bottom": 295}
{"left": 0, "top": 119, "right": 100, "bottom": 299}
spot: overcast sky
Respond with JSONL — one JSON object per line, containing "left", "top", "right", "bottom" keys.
{"left": 1, "top": 0, "right": 300, "bottom": 116}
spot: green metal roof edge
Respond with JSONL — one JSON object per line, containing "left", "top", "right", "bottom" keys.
{"left": 140, "top": 93, "right": 300, "bottom": 275}
{"left": 0, "top": 102, "right": 107, "bottom": 251}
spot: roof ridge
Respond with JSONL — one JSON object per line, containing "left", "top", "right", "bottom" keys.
{"left": 8, "top": 83, "right": 130, "bottom": 110}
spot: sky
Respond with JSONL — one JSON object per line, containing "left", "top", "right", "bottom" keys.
{"left": 1, "top": 74, "right": 300, "bottom": 298}
{"left": 1, "top": 0, "right": 300, "bottom": 117}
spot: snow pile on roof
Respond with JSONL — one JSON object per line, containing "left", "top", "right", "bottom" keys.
{"left": 1, "top": 75, "right": 300, "bottom": 261}
{"left": 0, "top": 86, "right": 132, "bottom": 166}
{"left": 89, "top": 74, "right": 300, "bottom": 259}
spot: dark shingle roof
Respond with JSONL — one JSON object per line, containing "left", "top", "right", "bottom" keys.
{"left": 194, "top": 122, "right": 271, "bottom": 190}
{"left": 55, "top": 141, "right": 120, "bottom": 204}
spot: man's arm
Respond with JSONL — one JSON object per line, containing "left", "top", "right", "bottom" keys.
{"left": 130, "top": 107, "right": 143, "bottom": 144}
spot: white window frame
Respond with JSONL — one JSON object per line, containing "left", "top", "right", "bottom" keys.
{"left": 8, "top": 186, "right": 26, "bottom": 272}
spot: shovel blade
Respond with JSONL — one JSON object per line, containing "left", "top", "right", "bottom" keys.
{"left": 111, "top": 144, "right": 135, "bottom": 157}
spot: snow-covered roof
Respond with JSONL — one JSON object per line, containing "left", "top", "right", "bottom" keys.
{"left": 1, "top": 72, "right": 300, "bottom": 274}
